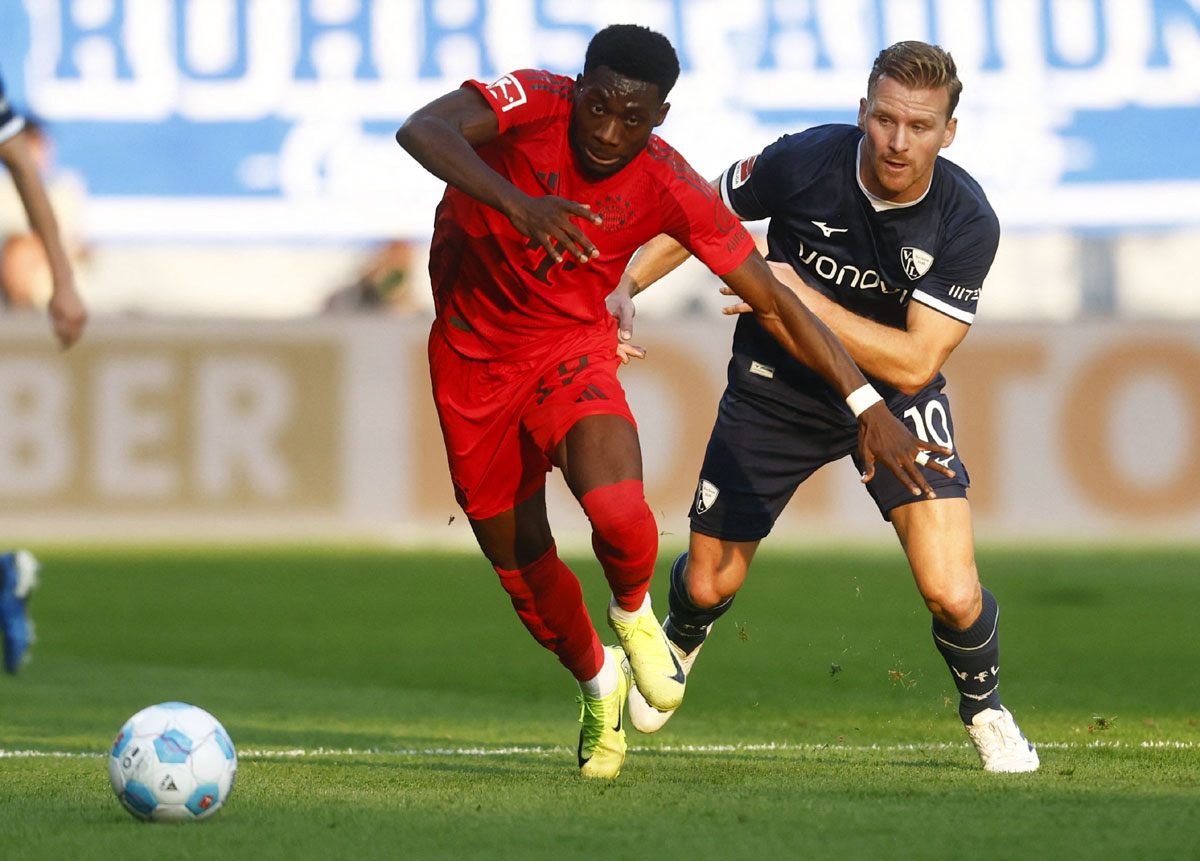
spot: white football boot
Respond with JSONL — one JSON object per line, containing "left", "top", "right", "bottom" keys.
{"left": 627, "top": 616, "right": 709, "bottom": 733}
{"left": 965, "top": 706, "right": 1040, "bottom": 773}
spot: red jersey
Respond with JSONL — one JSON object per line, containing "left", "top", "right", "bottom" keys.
{"left": 428, "top": 68, "right": 754, "bottom": 361}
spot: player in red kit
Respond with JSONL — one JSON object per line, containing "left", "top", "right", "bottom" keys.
{"left": 396, "top": 24, "right": 950, "bottom": 779}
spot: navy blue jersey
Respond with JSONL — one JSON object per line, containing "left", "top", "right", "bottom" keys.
{"left": 0, "top": 71, "right": 24, "bottom": 146}
{"left": 718, "top": 124, "right": 998, "bottom": 412}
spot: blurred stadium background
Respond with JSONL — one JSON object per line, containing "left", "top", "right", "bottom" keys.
{"left": 1, "top": 0, "right": 1198, "bottom": 545}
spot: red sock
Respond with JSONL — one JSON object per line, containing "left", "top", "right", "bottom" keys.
{"left": 494, "top": 545, "right": 604, "bottom": 682}
{"left": 580, "top": 479, "right": 658, "bottom": 613}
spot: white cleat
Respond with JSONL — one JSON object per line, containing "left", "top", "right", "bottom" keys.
{"left": 627, "top": 617, "right": 707, "bottom": 734}
{"left": 10, "top": 550, "right": 39, "bottom": 600}
{"left": 966, "top": 706, "right": 1040, "bottom": 773}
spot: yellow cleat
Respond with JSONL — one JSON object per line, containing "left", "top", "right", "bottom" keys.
{"left": 607, "top": 599, "right": 685, "bottom": 711}
{"left": 628, "top": 619, "right": 706, "bottom": 733}
{"left": 577, "top": 647, "right": 631, "bottom": 779}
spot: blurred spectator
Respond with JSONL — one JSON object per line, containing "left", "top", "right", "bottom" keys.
{"left": 323, "top": 239, "right": 419, "bottom": 314}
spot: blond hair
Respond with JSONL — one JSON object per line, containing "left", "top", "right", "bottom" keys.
{"left": 867, "top": 41, "right": 961, "bottom": 119}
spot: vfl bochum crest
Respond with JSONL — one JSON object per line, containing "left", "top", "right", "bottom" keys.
{"left": 695, "top": 479, "right": 720, "bottom": 514}
{"left": 901, "top": 247, "right": 934, "bottom": 280}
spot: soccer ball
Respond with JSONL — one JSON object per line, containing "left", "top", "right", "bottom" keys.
{"left": 108, "top": 702, "right": 238, "bottom": 822}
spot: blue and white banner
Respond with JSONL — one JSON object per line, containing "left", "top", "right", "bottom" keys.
{"left": 1, "top": 0, "right": 1197, "bottom": 240}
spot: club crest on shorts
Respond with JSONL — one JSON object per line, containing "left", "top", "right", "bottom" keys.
{"left": 695, "top": 479, "right": 720, "bottom": 514}
{"left": 901, "top": 247, "right": 934, "bottom": 279}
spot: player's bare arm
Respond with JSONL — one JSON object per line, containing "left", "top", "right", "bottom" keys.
{"left": 758, "top": 260, "right": 968, "bottom": 395}
{"left": 720, "top": 254, "right": 951, "bottom": 493}
{"left": 619, "top": 175, "right": 716, "bottom": 298}
{"left": 397, "top": 88, "right": 602, "bottom": 263}
{"left": 622, "top": 231, "right": 695, "bottom": 299}
{"left": 609, "top": 230, "right": 698, "bottom": 350}
{"left": 0, "top": 131, "right": 87, "bottom": 348}
{"left": 606, "top": 228, "right": 698, "bottom": 362}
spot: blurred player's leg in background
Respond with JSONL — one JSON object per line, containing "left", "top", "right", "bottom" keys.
{"left": 1, "top": 549, "right": 40, "bottom": 674}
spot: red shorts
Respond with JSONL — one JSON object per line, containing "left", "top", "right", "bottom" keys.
{"left": 428, "top": 324, "right": 637, "bottom": 520}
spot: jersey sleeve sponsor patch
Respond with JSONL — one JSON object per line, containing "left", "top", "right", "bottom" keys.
{"left": 730, "top": 155, "right": 757, "bottom": 189}
{"left": 483, "top": 73, "right": 528, "bottom": 112}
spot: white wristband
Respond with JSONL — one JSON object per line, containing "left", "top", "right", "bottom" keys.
{"left": 846, "top": 384, "right": 883, "bottom": 418}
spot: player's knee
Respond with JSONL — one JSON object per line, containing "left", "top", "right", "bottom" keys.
{"left": 688, "top": 580, "right": 732, "bottom": 609}
{"left": 924, "top": 583, "right": 982, "bottom": 630}
{"left": 579, "top": 479, "right": 655, "bottom": 549}
{"left": 678, "top": 561, "right": 734, "bottom": 609}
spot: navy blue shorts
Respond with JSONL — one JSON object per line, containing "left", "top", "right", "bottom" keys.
{"left": 689, "top": 357, "right": 970, "bottom": 542}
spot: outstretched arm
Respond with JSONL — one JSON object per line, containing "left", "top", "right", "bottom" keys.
{"left": 616, "top": 179, "right": 712, "bottom": 302}
{"left": 396, "top": 87, "right": 601, "bottom": 263}
{"left": 0, "top": 130, "right": 87, "bottom": 347}
{"left": 606, "top": 187, "right": 711, "bottom": 348}
{"left": 611, "top": 203, "right": 951, "bottom": 491}
{"left": 720, "top": 253, "right": 952, "bottom": 494}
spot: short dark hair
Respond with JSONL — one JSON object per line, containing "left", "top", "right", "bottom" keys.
{"left": 868, "top": 41, "right": 962, "bottom": 119}
{"left": 584, "top": 24, "right": 680, "bottom": 99}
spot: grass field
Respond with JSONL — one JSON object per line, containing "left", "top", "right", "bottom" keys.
{"left": 1, "top": 544, "right": 1197, "bottom": 860}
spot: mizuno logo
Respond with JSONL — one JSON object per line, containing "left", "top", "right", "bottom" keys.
{"left": 812, "top": 221, "right": 848, "bottom": 237}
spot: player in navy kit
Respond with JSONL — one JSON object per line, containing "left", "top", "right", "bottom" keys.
{"left": 612, "top": 41, "right": 1039, "bottom": 772}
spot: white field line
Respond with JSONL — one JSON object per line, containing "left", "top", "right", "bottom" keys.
{"left": 1, "top": 740, "right": 1195, "bottom": 759}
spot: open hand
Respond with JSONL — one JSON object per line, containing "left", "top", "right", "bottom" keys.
{"left": 856, "top": 401, "right": 954, "bottom": 496}
{"left": 508, "top": 194, "right": 603, "bottom": 264}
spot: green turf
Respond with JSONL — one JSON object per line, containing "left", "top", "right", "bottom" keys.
{"left": 1, "top": 545, "right": 1197, "bottom": 860}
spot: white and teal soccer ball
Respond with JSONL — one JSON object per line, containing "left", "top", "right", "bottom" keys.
{"left": 108, "top": 702, "right": 238, "bottom": 822}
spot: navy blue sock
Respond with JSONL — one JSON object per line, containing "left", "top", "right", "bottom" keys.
{"left": 663, "top": 552, "right": 735, "bottom": 654}
{"left": 931, "top": 587, "right": 1003, "bottom": 723}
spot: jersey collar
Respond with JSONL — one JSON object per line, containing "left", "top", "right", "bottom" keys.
{"left": 855, "top": 137, "right": 933, "bottom": 213}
